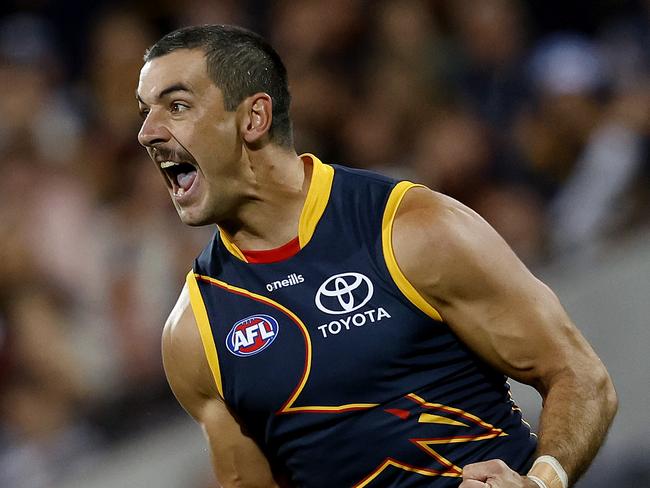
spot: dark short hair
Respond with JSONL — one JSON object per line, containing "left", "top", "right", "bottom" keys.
{"left": 144, "top": 24, "right": 293, "bottom": 147}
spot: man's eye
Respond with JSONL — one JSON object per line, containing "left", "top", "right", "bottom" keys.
{"left": 139, "top": 107, "right": 150, "bottom": 119}
{"left": 171, "top": 102, "right": 189, "bottom": 113}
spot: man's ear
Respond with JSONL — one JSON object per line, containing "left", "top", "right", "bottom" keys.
{"left": 240, "top": 93, "right": 273, "bottom": 144}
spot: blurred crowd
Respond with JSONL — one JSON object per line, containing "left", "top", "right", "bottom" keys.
{"left": 0, "top": 0, "right": 648, "bottom": 486}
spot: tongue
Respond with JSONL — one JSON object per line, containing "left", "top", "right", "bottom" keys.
{"left": 177, "top": 170, "right": 197, "bottom": 191}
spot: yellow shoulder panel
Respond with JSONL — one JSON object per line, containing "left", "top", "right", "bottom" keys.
{"left": 382, "top": 182, "right": 443, "bottom": 322}
{"left": 186, "top": 270, "right": 224, "bottom": 398}
{"left": 298, "top": 154, "right": 334, "bottom": 248}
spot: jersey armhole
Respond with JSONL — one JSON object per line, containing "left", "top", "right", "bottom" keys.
{"left": 186, "top": 269, "right": 224, "bottom": 398}
{"left": 382, "top": 182, "right": 444, "bottom": 322}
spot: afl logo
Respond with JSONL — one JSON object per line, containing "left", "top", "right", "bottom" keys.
{"left": 226, "top": 314, "right": 279, "bottom": 357}
{"left": 315, "top": 272, "right": 374, "bottom": 315}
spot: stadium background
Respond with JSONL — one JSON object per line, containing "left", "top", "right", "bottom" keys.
{"left": 0, "top": 0, "right": 648, "bottom": 486}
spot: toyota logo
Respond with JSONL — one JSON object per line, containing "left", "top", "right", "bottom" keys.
{"left": 315, "top": 272, "right": 374, "bottom": 315}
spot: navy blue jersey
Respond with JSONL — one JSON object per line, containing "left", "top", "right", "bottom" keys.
{"left": 187, "top": 154, "right": 536, "bottom": 487}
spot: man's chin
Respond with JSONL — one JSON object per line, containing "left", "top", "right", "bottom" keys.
{"left": 176, "top": 207, "right": 211, "bottom": 227}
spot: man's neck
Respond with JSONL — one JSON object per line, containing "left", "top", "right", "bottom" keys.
{"left": 218, "top": 149, "right": 312, "bottom": 251}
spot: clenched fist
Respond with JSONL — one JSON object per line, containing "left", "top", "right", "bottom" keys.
{"left": 460, "top": 459, "right": 540, "bottom": 488}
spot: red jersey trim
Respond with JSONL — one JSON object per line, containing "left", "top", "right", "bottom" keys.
{"left": 241, "top": 237, "right": 301, "bottom": 264}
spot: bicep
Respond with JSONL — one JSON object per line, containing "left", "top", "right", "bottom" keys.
{"left": 435, "top": 253, "right": 578, "bottom": 389}
{"left": 162, "top": 285, "right": 279, "bottom": 487}
{"left": 392, "top": 188, "right": 598, "bottom": 390}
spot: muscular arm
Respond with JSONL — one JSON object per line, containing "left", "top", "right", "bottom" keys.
{"left": 162, "top": 285, "right": 281, "bottom": 488}
{"left": 392, "top": 187, "right": 618, "bottom": 486}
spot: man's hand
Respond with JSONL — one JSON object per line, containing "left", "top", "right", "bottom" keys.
{"left": 460, "top": 460, "right": 539, "bottom": 487}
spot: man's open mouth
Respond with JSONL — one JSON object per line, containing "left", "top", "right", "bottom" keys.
{"left": 159, "top": 160, "right": 198, "bottom": 195}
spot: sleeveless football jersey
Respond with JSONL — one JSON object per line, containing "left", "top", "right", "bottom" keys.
{"left": 187, "top": 154, "right": 537, "bottom": 487}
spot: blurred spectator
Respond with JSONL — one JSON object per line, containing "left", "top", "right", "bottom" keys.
{"left": 0, "top": 284, "right": 102, "bottom": 488}
{"left": 410, "top": 107, "right": 547, "bottom": 262}
{"left": 446, "top": 0, "right": 531, "bottom": 130}
{"left": 167, "top": 0, "right": 250, "bottom": 28}
{"left": 522, "top": 33, "right": 649, "bottom": 253}
{"left": 600, "top": 0, "right": 650, "bottom": 91}
{"left": 411, "top": 108, "right": 493, "bottom": 202}
{"left": 0, "top": 13, "right": 82, "bottom": 164}
{"left": 270, "top": 0, "right": 365, "bottom": 161}
{"left": 81, "top": 8, "right": 156, "bottom": 203}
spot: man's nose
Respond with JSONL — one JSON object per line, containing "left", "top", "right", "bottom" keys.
{"left": 138, "top": 111, "right": 172, "bottom": 147}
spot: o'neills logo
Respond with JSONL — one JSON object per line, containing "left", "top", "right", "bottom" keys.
{"left": 266, "top": 273, "right": 304, "bottom": 292}
{"left": 226, "top": 314, "right": 279, "bottom": 357}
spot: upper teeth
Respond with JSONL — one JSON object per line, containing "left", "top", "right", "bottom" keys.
{"left": 160, "top": 161, "right": 179, "bottom": 169}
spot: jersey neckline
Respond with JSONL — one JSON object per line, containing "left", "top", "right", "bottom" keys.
{"left": 240, "top": 236, "right": 301, "bottom": 263}
{"left": 217, "top": 154, "right": 335, "bottom": 263}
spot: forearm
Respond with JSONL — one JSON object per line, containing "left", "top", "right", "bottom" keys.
{"left": 534, "top": 367, "right": 618, "bottom": 486}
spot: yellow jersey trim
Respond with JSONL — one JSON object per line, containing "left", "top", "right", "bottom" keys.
{"left": 354, "top": 459, "right": 460, "bottom": 487}
{"left": 218, "top": 228, "right": 248, "bottom": 262}
{"left": 186, "top": 270, "right": 224, "bottom": 398}
{"left": 355, "top": 392, "right": 509, "bottom": 486}
{"left": 418, "top": 413, "right": 469, "bottom": 427}
{"left": 216, "top": 153, "right": 334, "bottom": 261}
{"left": 382, "top": 182, "right": 443, "bottom": 322}
{"left": 298, "top": 153, "right": 334, "bottom": 248}
{"left": 407, "top": 393, "right": 507, "bottom": 436}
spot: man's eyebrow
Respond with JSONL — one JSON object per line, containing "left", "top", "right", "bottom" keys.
{"left": 136, "top": 83, "right": 193, "bottom": 104}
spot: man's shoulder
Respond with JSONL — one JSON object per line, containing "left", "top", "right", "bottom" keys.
{"left": 164, "top": 283, "right": 191, "bottom": 342}
{"left": 393, "top": 186, "right": 477, "bottom": 238}
{"left": 162, "top": 282, "right": 219, "bottom": 399}
{"left": 391, "top": 186, "right": 512, "bottom": 292}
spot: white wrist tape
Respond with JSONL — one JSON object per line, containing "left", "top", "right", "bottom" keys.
{"left": 527, "top": 455, "right": 568, "bottom": 488}
{"left": 527, "top": 475, "right": 548, "bottom": 488}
